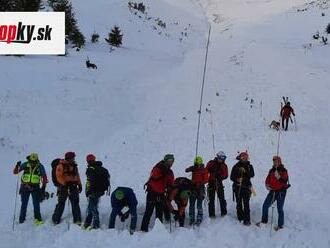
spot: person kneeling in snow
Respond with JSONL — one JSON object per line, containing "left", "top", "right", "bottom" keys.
{"left": 166, "top": 177, "right": 193, "bottom": 227}
{"left": 109, "top": 187, "right": 138, "bottom": 234}
{"left": 257, "top": 156, "right": 290, "bottom": 231}
{"left": 13, "top": 153, "right": 48, "bottom": 225}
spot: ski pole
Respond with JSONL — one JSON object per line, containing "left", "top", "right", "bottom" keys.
{"left": 12, "top": 162, "right": 21, "bottom": 231}
{"left": 169, "top": 215, "right": 172, "bottom": 233}
{"left": 276, "top": 118, "right": 281, "bottom": 156}
{"left": 269, "top": 191, "right": 276, "bottom": 237}
{"left": 121, "top": 218, "right": 125, "bottom": 231}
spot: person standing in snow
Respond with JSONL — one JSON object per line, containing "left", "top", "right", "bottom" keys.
{"left": 109, "top": 187, "right": 138, "bottom": 234}
{"left": 206, "top": 151, "right": 228, "bottom": 218}
{"left": 52, "top": 151, "right": 82, "bottom": 225}
{"left": 185, "top": 156, "right": 208, "bottom": 225}
{"left": 166, "top": 177, "right": 192, "bottom": 227}
{"left": 230, "top": 151, "right": 255, "bottom": 226}
{"left": 280, "top": 102, "right": 295, "bottom": 131}
{"left": 141, "top": 154, "right": 175, "bottom": 232}
{"left": 13, "top": 153, "right": 48, "bottom": 225}
{"left": 257, "top": 156, "right": 290, "bottom": 230}
{"left": 83, "top": 154, "right": 110, "bottom": 230}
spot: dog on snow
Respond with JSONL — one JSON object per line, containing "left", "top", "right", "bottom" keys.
{"left": 86, "top": 58, "right": 97, "bottom": 69}
{"left": 269, "top": 120, "right": 280, "bottom": 130}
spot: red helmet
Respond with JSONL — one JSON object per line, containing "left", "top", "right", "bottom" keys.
{"left": 86, "top": 154, "right": 96, "bottom": 162}
{"left": 65, "top": 151, "right": 76, "bottom": 160}
{"left": 236, "top": 151, "right": 249, "bottom": 160}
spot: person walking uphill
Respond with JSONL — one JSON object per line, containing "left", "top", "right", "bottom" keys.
{"left": 109, "top": 187, "right": 138, "bottom": 234}
{"left": 206, "top": 151, "right": 228, "bottom": 218}
{"left": 52, "top": 151, "right": 82, "bottom": 225}
{"left": 257, "top": 156, "right": 290, "bottom": 231}
{"left": 83, "top": 154, "right": 110, "bottom": 230}
{"left": 141, "top": 154, "right": 175, "bottom": 232}
{"left": 280, "top": 101, "right": 295, "bottom": 131}
{"left": 230, "top": 151, "right": 255, "bottom": 226}
{"left": 13, "top": 153, "right": 48, "bottom": 225}
{"left": 185, "top": 156, "right": 208, "bottom": 225}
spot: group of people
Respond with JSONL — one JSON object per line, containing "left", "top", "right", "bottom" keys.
{"left": 13, "top": 150, "right": 290, "bottom": 234}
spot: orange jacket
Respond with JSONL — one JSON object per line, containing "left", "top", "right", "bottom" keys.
{"left": 56, "top": 159, "right": 81, "bottom": 186}
{"left": 185, "top": 164, "right": 208, "bottom": 187}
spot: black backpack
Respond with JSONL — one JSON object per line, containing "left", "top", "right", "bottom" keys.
{"left": 51, "top": 158, "right": 61, "bottom": 187}
{"left": 93, "top": 164, "right": 110, "bottom": 193}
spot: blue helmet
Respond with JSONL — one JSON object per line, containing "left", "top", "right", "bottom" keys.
{"left": 216, "top": 151, "right": 227, "bottom": 161}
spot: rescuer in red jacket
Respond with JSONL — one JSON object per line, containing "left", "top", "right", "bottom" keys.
{"left": 280, "top": 102, "right": 295, "bottom": 131}
{"left": 257, "top": 156, "right": 290, "bottom": 230}
{"left": 141, "top": 154, "right": 175, "bottom": 232}
{"left": 206, "top": 151, "right": 228, "bottom": 218}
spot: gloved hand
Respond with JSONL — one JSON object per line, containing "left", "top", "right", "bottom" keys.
{"left": 14, "top": 161, "right": 21, "bottom": 173}
{"left": 266, "top": 184, "right": 272, "bottom": 191}
{"left": 120, "top": 211, "right": 129, "bottom": 222}
{"left": 274, "top": 170, "right": 281, "bottom": 180}
{"left": 172, "top": 210, "right": 179, "bottom": 221}
{"left": 78, "top": 184, "right": 83, "bottom": 193}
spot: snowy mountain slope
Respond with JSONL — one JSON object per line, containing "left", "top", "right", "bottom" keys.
{"left": 1, "top": 0, "right": 330, "bottom": 247}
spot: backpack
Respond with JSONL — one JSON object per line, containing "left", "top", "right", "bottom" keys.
{"left": 51, "top": 158, "right": 61, "bottom": 187}
{"left": 93, "top": 164, "right": 110, "bottom": 193}
{"left": 173, "top": 177, "right": 192, "bottom": 192}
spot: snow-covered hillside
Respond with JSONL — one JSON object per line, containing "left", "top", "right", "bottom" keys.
{"left": 1, "top": 0, "right": 330, "bottom": 247}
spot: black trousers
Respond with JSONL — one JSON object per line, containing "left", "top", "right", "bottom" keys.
{"left": 234, "top": 186, "right": 251, "bottom": 223}
{"left": 141, "top": 191, "right": 165, "bottom": 232}
{"left": 52, "top": 185, "right": 81, "bottom": 224}
{"left": 176, "top": 212, "right": 185, "bottom": 227}
{"left": 282, "top": 118, "right": 289, "bottom": 131}
{"left": 208, "top": 182, "right": 227, "bottom": 217}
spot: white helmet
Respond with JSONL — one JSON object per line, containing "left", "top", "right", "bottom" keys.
{"left": 216, "top": 151, "right": 226, "bottom": 160}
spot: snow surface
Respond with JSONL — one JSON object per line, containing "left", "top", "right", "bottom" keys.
{"left": 1, "top": 0, "right": 330, "bottom": 247}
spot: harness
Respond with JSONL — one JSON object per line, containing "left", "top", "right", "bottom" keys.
{"left": 21, "top": 163, "right": 41, "bottom": 184}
